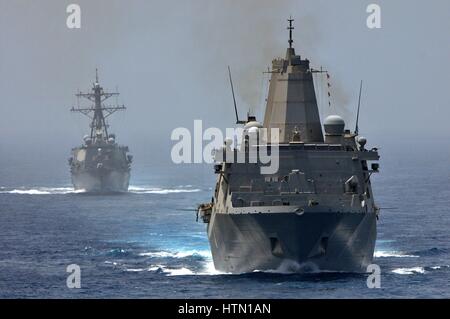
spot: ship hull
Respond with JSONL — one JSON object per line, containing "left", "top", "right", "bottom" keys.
{"left": 207, "top": 211, "right": 377, "bottom": 274}
{"left": 71, "top": 169, "right": 130, "bottom": 193}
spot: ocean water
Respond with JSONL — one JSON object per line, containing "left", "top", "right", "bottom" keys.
{"left": 0, "top": 145, "right": 449, "bottom": 298}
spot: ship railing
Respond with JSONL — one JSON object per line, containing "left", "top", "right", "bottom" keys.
{"left": 253, "top": 143, "right": 344, "bottom": 151}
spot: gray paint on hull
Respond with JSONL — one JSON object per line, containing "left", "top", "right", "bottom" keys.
{"left": 208, "top": 212, "right": 377, "bottom": 273}
{"left": 201, "top": 22, "right": 381, "bottom": 275}
{"left": 72, "top": 169, "right": 130, "bottom": 193}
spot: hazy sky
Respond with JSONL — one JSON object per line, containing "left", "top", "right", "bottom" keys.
{"left": 1, "top": 0, "right": 450, "bottom": 167}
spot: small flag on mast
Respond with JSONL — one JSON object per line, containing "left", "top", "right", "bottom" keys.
{"left": 326, "top": 72, "right": 332, "bottom": 107}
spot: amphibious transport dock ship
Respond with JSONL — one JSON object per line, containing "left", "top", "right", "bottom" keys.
{"left": 198, "top": 19, "right": 380, "bottom": 273}
{"left": 68, "top": 70, "right": 132, "bottom": 193}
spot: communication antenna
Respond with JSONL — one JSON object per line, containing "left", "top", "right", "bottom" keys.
{"left": 71, "top": 69, "right": 125, "bottom": 139}
{"left": 228, "top": 66, "right": 246, "bottom": 124}
{"left": 287, "top": 16, "right": 294, "bottom": 48}
{"left": 355, "top": 80, "right": 363, "bottom": 135}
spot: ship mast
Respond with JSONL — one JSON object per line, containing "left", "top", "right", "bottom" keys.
{"left": 263, "top": 17, "right": 324, "bottom": 143}
{"left": 71, "top": 69, "right": 125, "bottom": 140}
{"left": 287, "top": 16, "right": 294, "bottom": 49}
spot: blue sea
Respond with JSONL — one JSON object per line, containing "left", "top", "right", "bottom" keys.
{"left": 0, "top": 144, "right": 449, "bottom": 298}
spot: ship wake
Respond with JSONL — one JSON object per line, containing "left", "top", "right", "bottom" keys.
{"left": 391, "top": 265, "right": 449, "bottom": 275}
{"left": 374, "top": 250, "right": 419, "bottom": 258}
{"left": 0, "top": 187, "right": 85, "bottom": 195}
{"left": 128, "top": 186, "right": 201, "bottom": 194}
{"left": 103, "top": 248, "right": 225, "bottom": 276}
{"left": 0, "top": 185, "right": 201, "bottom": 195}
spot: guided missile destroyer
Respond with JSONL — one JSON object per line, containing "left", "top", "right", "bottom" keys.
{"left": 198, "top": 19, "right": 380, "bottom": 273}
{"left": 68, "top": 70, "right": 132, "bottom": 193}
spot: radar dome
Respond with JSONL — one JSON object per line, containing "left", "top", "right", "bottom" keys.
{"left": 224, "top": 138, "right": 233, "bottom": 146}
{"left": 324, "top": 115, "right": 345, "bottom": 136}
{"left": 244, "top": 121, "right": 263, "bottom": 130}
{"left": 357, "top": 136, "right": 367, "bottom": 147}
{"left": 247, "top": 126, "right": 259, "bottom": 134}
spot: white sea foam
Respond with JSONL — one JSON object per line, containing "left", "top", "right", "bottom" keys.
{"left": 142, "top": 263, "right": 223, "bottom": 276}
{"left": 0, "top": 185, "right": 200, "bottom": 195}
{"left": 138, "top": 249, "right": 211, "bottom": 259}
{"left": 125, "top": 268, "right": 146, "bottom": 272}
{"left": 162, "top": 267, "right": 195, "bottom": 276}
{"left": 147, "top": 266, "right": 161, "bottom": 272}
{"left": 258, "top": 260, "right": 321, "bottom": 274}
{"left": 123, "top": 264, "right": 194, "bottom": 275}
{"left": 431, "top": 266, "right": 441, "bottom": 270}
{"left": 9, "top": 189, "right": 51, "bottom": 195}
{"left": 0, "top": 187, "right": 85, "bottom": 195}
{"left": 430, "top": 265, "right": 449, "bottom": 270}
{"left": 392, "top": 267, "right": 426, "bottom": 275}
{"left": 128, "top": 186, "right": 201, "bottom": 194}
{"left": 201, "top": 261, "right": 224, "bottom": 275}
{"left": 134, "top": 249, "right": 226, "bottom": 276}
{"left": 374, "top": 250, "right": 419, "bottom": 258}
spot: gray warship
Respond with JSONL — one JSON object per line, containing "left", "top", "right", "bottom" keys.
{"left": 198, "top": 19, "right": 380, "bottom": 273}
{"left": 68, "top": 70, "right": 132, "bottom": 193}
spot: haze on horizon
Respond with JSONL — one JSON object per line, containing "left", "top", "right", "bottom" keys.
{"left": 1, "top": 0, "right": 449, "bottom": 169}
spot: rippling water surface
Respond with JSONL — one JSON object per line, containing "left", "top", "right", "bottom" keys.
{"left": 0, "top": 146, "right": 449, "bottom": 298}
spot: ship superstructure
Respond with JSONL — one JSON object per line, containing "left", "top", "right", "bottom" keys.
{"left": 198, "top": 19, "right": 380, "bottom": 273}
{"left": 68, "top": 70, "right": 132, "bottom": 193}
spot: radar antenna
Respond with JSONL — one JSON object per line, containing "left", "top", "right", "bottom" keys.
{"left": 287, "top": 16, "right": 294, "bottom": 48}
{"left": 355, "top": 80, "right": 363, "bottom": 136}
{"left": 228, "top": 66, "right": 246, "bottom": 124}
{"left": 70, "top": 69, "right": 126, "bottom": 139}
